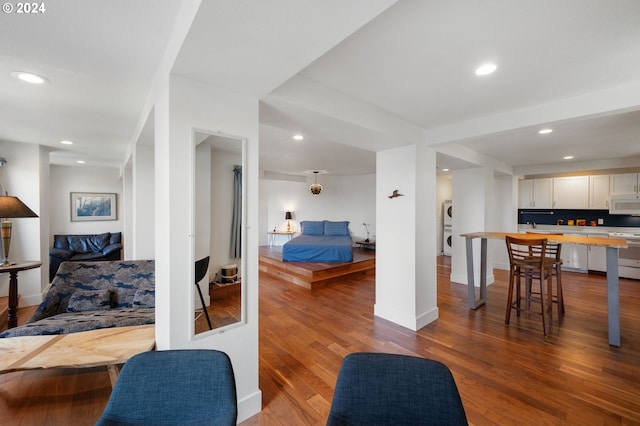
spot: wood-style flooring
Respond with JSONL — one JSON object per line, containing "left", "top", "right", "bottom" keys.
{"left": 195, "top": 280, "right": 242, "bottom": 334}
{"left": 1, "top": 256, "right": 639, "bottom": 425}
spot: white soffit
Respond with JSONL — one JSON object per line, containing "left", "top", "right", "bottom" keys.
{"left": 171, "top": 0, "right": 397, "bottom": 97}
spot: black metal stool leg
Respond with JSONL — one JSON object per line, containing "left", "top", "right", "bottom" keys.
{"left": 196, "top": 282, "right": 213, "bottom": 330}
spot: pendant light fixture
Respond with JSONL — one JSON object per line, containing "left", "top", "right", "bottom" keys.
{"left": 309, "top": 171, "right": 322, "bottom": 195}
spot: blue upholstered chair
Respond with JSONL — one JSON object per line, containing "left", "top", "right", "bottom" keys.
{"left": 327, "top": 352, "right": 468, "bottom": 426}
{"left": 96, "top": 350, "right": 237, "bottom": 426}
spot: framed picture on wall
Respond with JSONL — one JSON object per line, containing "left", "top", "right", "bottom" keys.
{"left": 70, "top": 192, "right": 117, "bottom": 221}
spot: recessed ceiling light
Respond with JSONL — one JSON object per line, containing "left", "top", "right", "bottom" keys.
{"left": 475, "top": 63, "right": 497, "bottom": 76}
{"left": 76, "top": 160, "right": 86, "bottom": 164}
{"left": 293, "top": 134, "right": 304, "bottom": 141}
{"left": 563, "top": 156, "right": 574, "bottom": 160}
{"left": 442, "top": 168, "right": 450, "bottom": 172}
{"left": 11, "top": 71, "right": 49, "bottom": 84}
{"left": 60, "top": 140, "right": 74, "bottom": 145}
{"left": 539, "top": 128, "right": 553, "bottom": 134}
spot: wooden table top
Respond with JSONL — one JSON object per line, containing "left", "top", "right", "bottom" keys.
{"left": 0, "top": 261, "right": 43, "bottom": 273}
{"left": 0, "top": 324, "right": 155, "bottom": 374}
{"left": 460, "top": 232, "right": 628, "bottom": 248}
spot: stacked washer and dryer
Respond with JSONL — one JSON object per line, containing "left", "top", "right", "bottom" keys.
{"left": 442, "top": 200, "right": 452, "bottom": 256}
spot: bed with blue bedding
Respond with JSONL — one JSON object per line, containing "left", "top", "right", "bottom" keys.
{"left": 283, "top": 220, "right": 353, "bottom": 262}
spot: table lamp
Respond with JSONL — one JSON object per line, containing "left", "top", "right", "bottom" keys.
{"left": 0, "top": 195, "right": 38, "bottom": 266}
{"left": 285, "top": 211, "right": 293, "bottom": 231}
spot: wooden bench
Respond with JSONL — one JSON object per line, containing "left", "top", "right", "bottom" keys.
{"left": 0, "top": 324, "right": 155, "bottom": 386}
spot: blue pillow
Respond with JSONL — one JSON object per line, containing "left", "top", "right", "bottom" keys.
{"left": 66, "top": 289, "right": 112, "bottom": 312}
{"left": 300, "top": 221, "right": 325, "bottom": 236}
{"left": 324, "top": 221, "right": 350, "bottom": 236}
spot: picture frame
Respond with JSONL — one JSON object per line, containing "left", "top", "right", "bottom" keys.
{"left": 70, "top": 192, "right": 117, "bottom": 221}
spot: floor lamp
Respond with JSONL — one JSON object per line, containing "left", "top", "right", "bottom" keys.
{"left": 0, "top": 195, "right": 38, "bottom": 266}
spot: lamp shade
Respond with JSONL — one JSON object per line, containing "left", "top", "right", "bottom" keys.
{"left": 285, "top": 211, "right": 292, "bottom": 220}
{"left": 0, "top": 196, "right": 38, "bottom": 218}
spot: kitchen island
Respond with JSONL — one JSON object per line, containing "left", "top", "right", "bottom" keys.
{"left": 461, "top": 232, "right": 628, "bottom": 347}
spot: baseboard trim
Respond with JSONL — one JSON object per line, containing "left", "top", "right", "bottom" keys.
{"left": 237, "top": 389, "right": 262, "bottom": 423}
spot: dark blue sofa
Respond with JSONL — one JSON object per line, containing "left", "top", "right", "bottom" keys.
{"left": 49, "top": 232, "right": 122, "bottom": 281}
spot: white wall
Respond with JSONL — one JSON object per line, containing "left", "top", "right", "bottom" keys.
{"left": 154, "top": 74, "right": 261, "bottom": 422}
{"left": 49, "top": 165, "right": 123, "bottom": 237}
{"left": 132, "top": 144, "right": 155, "bottom": 259}
{"left": 450, "top": 167, "right": 486, "bottom": 285}
{"left": 375, "top": 144, "right": 438, "bottom": 331}
{"left": 491, "top": 174, "right": 518, "bottom": 270}
{"left": 0, "top": 141, "right": 45, "bottom": 305}
{"left": 259, "top": 173, "right": 376, "bottom": 244}
{"left": 122, "top": 163, "right": 133, "bottom": 259}
{"left": 38, "top": 146, "right": 50, "bottom": 291}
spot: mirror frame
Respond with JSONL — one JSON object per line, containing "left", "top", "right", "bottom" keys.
{"left": 192, "top": 129, "right": 247, "bottom": 337}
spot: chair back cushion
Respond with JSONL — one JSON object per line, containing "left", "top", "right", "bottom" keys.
{"left": 327, "top": 352, "right": 468, "bottom": 426}
{"left": 96, "top": 350, "right": 237, "bottom": 426}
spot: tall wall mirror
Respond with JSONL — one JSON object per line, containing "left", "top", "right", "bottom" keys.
{"left": 194, "top": 130, "right": 246, "bottom": 335}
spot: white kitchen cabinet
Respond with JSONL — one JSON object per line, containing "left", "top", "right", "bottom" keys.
{"left": 589, "top": 175, "right": 610, "bottom": 209}
{"left": 587, "top": 233, "right": 608, "bottom": 272}
{"left": 610, "top": 173, "right": 639, "bottom": 194}
{"left": 561, "top": 235, "right": 588, "bottom": 271}
{"left": 518, "top": 178, "right": 553, "bottom": 209}
{"left": 553, "top": 176, "right": 589, "bottom": 209}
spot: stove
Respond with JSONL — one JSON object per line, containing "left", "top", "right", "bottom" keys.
{"left": 608, "top": 232, "right": 640, "bottom": 279}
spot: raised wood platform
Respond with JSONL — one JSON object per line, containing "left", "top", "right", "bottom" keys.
{"left": 259, "top": 246, "right": 375, "bottom": 289}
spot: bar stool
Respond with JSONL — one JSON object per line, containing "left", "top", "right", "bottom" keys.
{"left": 526, "top": 232, "right": 565, "bottom": 324}
{"left": 505, "top": 236, "right": 554, "bottom": 337}
{"left": 195, "top": 256, "right": 212, "bottom": 330}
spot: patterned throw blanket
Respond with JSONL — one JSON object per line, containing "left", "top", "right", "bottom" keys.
{"left": 0, "top": 260, "right": 155, "bottom": 338}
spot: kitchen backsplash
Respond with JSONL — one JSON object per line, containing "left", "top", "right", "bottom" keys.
{"left": 518, "top": 209, "right": 640, "bottom": 228}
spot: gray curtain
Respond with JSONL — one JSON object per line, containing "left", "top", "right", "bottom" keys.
{"left": 230, "top": 165, "right": 242, "bottom": 258}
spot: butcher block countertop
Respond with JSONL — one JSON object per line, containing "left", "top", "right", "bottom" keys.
{"left": 460, "top": 232, "right": 628, "bottom": 248}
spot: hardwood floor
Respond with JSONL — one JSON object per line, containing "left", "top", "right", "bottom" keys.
{"left": 244, "top": 256, "right": 640, "bottom": 425}
{"left": 1, "top": 257, "right": 639, "bottom": 425}
{"left": 195, "top": 281, "right": 242, "bottom": 334}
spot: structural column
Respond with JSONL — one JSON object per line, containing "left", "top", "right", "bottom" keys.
{"left": 374, "top": 144, "right": 438, "bottom": 331}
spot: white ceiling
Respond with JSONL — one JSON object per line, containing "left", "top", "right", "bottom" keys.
{"left": 0, "top": 0, "right": 182, "bottom": 167}
{"left": 2, "top": 0, "right": 640, "bottom": 176}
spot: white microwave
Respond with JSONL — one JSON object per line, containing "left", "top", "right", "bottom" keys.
{"left": 609, "top": 194, "right": 640, "bottom": 215}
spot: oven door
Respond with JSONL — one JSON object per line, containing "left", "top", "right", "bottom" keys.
{"left": 618, "top": 239, "right": 640, "bottom": 279}
{"left": 619, "top": 240, "right": 640, "bottom": 268}
{"left": 618, "top": 237, "right": 640, "bottom": 268}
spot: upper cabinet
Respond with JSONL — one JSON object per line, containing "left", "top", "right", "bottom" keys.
{"left": 519, "top": 172, "right": 639, "bottom": 210}
{"left": 518, "top": 178, "right": 553, "bottom": 209}
{"left": 610, "top": 173, "right": 639, "bottom": 194}
{"left": 589, "top": 175, "right": 610, "bottom": 209}
{"left": 553, "top": 176, "right": 589, "bottom": 209}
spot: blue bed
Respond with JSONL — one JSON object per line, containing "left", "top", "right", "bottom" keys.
{"left": 283, "top": 221, "right": 353, "bottom": 262}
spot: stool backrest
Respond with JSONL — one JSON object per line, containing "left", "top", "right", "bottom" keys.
{"left": 525, "top": 232, "right": 563, "bottom": 262}
{"left": 506, "top": 236, "right": 548, "bottom": 269}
